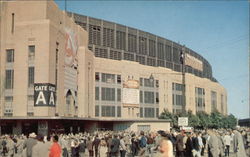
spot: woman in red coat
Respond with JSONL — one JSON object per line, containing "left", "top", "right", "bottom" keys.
{"left": 49, "top": 135, "right": 62, "bottom": 157}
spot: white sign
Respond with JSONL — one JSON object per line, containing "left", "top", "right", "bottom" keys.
{"left": 122, "top": 88, "right": 139, "bottom": 107}
{"left": 178, "top": 117, "right": 188, "bottom": 126}
{"left": 185, "top": 54, "right": 203, "bottom": 71}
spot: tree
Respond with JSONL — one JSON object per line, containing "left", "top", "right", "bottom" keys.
{"left": 159, "top": 109, "right": 178, "bottom": 127}
{"left": 226, "top": 114, "right": 237, "bottom": 129}
{"left": 187, "top": 110, "right": 200, "bottom": 128}
{"left": 197, "top": 111, "right": 211, "bottom": 129}
{"left": 159, "top": 109, "right": 238, "bottom": 129}
{"left": 210, "top": 111, "right": 224, "bottom": 129}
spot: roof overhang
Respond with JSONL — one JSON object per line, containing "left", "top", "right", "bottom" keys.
{"left": 0, "top": 116, "right": 171, "bottom": 122}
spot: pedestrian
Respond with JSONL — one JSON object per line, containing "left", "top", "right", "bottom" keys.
{"left": 71, "top": 139, "right": 79, "bottom": 157}
{"left": 110, "top": 134, "right": 120, "bottom": 157}
{"left": 185, "top": 133, "right": 193, "bottom": 157}
{"left": 138, "top": 131, "right": 147, "bottom": 156}
{"left": 6, "top": 135, "right": 15, "bottom": 157}
{"left": 176, "top": 131, "right": 185, "bottom": 157}
{"left": 60, "top": 136, "right": 69, "bottom": 157}
{"left": 131, "top": 134, "right": 138, "bottom": 157}
{"left": 192, "top": 132, "right": 201, "bottom": 157}
{"left": 92, "top": 135, "right": 100, "bottom": 157}
{"left": 49, "top": 135, "right": 62, "bottom": 157}
{"left": 201, "top": 133, "right": 206, "bottom": 156}
{"left": 147, "top": 133, "right": 154, "bottom": 156}
{"left": 99, "top": 138, "right": 108, "bottom": 157}
{"left": 87, "top": 137, "right": 94, "bottom": 157}
{"left": 78, "top": 139, "right": 86, "bottom": 157}
{"left": 32, "top": 135, "right": 48, "bottom": 157}
{"left": 154, "top": 137, "right": 173, "bottom": 157}
{"left": 207, "top": 129, "right": 219, "bottom": 157}
{"left": 15, "top": 135, "right": 25, "bottom": 157}
{"left": 233, "top": 129, "right": 247, "bottom": 157}
{"left": 119, "top": 136, "right": 126, "bottom": 157}
{"left": 23, "top": 132, "right": 37, "bottom": 157}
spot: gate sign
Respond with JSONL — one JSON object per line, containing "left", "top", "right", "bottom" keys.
{"left": 178, "top": 117, "right": 188, "bottom": 126}
{"left": 34, "top": 83, "right": 56, "bottom": 106}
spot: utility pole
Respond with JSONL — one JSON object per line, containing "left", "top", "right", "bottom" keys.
{"left": 180, "top": 45, "right": 186, "bottom": 113}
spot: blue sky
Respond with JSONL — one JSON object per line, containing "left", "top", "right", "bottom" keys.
{"left": 55, "top": 0, "right": 249, "bottom": 119}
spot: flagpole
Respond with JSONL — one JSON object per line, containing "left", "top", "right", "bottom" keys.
{"left": 65, "top": 0, "right": 67, "bottom": 11}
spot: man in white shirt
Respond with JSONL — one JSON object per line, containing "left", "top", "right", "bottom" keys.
{"left": 224, "top": 132, "right": 232, "bottom": 157}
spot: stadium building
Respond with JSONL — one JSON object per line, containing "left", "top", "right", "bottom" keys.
{"left": 0, "top": 1, "right": 227, "bottom": 135}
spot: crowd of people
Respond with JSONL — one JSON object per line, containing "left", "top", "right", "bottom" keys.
{"left": 0, "top": 127, "right": 249, "bottom": 157}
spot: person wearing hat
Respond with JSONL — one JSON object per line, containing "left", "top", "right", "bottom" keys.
{"left": 32, "top": 135, "right": 48, "bottom": 157}
{"left": 232, "top": 129, "right": 247, "bottom": 157}
{"left": 23, "top": 132, "right": 37, "bottom": 157}
{"left": 175, "top": 131, "right": 185, "bottom": 157}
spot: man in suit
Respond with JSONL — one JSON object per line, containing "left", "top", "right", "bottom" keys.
{"left": 207, "top": 129, "right": 219, "bottom": 157}
{"left": 32, "top": 135, "right": 48, "bottom": 157}
{"left": 23, "top": 132, "right": 37, "bottom": 157}
{"left": 176, "top": 131, "right": 185, "bottom": 157}
{"left": 233, "top": 129, "right": 247, "bottom": 157}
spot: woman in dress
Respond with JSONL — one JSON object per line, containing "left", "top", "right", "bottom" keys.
{"left": 99, "top": 138, "right": 108, "bottom": 157}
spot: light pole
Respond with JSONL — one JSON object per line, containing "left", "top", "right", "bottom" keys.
{"left": 87, "top": 66, "right": 90, "bottom": 118}
{"left": 180, "top": 45, "right": 186, "bottom": 113}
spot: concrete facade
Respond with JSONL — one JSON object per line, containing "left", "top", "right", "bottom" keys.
{"left": 0, "top": 1, "right": 227, "bottom": 134}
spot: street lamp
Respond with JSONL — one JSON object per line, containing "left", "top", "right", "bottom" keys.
{"left": 148, "top": 45, "right": 186, "bottom": 114}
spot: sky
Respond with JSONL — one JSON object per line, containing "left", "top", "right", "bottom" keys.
{"left": 55, "top": 0, "right": 249, "bottom": 119}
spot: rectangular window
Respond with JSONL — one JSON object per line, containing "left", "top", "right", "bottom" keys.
{"left": 103, "top": 27, "right": 114, "bottom": 48}
{"left": 156, "top": 92, "right": 159, "bottom": 104}
{"left": 28, "top": 45, "right": 35, "bottom": 60}
{"left": 139, "top": 36, "right": 147, "bottom": 55}
{"left": 5, "top": 96, "right": 13, "bottom": 102}
{"left": 156, "top": 80, "right": 159, "bottom": 88}
{"left": 116, "top": 31, "right": 126, "bottom": 50}
{"left": 128, "top": 34, "right": 137, "bottom": 52}
{"left": 144, "top": 91, "right": 154, "bottom": 104}
{"left": 28, "top": 67, "right": 34, "bottom": 87}
{"left": 140, "top": 91, "right": 143, "bottom": 103}
{"left": 156, "top": 108, "right": 159, "bottom": 118}
{"left": 149, "top": 39, "right": 156, "bottom": 57}
{"left": 101, "top": 87, "right": 115, "bottom": 101}
{"left": 117, "top": 88, "right": 121, "bottom": 102}
{"left": 95, "top": 87, "right": 99, "bottom": 100}
{"left": 6, "top": 49, "right": 14, "bottom": 63}
{"left": 221, "top": 94, "right": 224, "bottom": 113}
{"left": 117, "top": 75, "right": 121, "bottom": 84}
{"left": 101, "top": 73, "right": 115, "bottom": 83}
{"left": 95, "top": 105, "right": 99, "bottom": 117}
{"left": 211, "top": 91, "right": 217, "bottom": 112}
{"left": 5, "top": 69, "right": 14, "bottom": 89}
{"left": 95, "top": 72, "right": 100, "bottom": 81}
{"left": 140, "top": 107, "right": 143, "bottom": 118}
{"left": 117, "top": 106, "right": 121, "bottom": 117}
{"left": 195, "top": 87, "right": 205, "bottom": 111}
{"left": 144, "top": 108, "right": 155, "bottom": 118}
{"left": 144, "top": 78, "right": 154, "bottom": 87}
{"left": 165, "top": 45, "right": 172, "bottom": 61}
{"left": 101, "top": 106, "right": 116, "bottom": 117}
{"left": 172, "top": 83, "right": 185, "bottom": 106}
{"left": 89, "top": 24, "right": 101, "bottom": 45}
